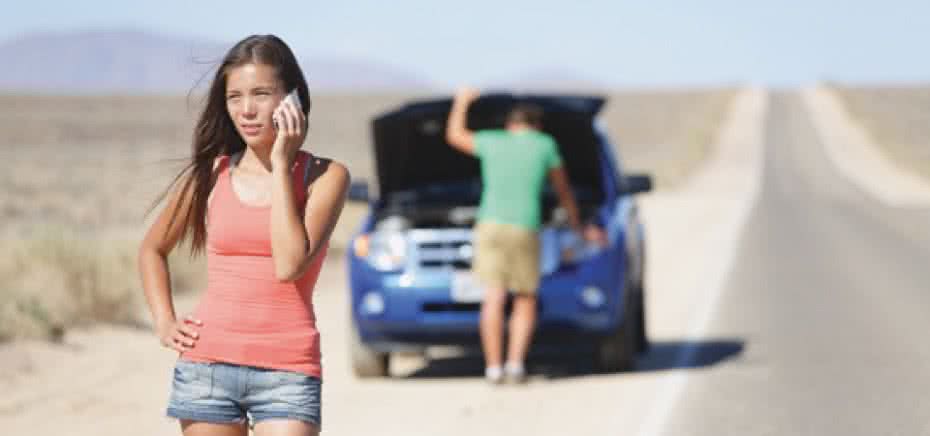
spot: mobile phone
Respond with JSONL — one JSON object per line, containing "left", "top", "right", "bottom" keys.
{"left": 274, "top": 88, "right": 307, "bottom": 130}
{"left": 286, "top": 88, "right": 303, "bottom": 113}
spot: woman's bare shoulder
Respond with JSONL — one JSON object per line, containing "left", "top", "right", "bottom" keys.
{"left": 323, "top": 159, "right": 349, "bottom": 178}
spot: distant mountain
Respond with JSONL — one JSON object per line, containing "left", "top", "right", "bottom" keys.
{"left": 0, "top": 29, "right": 435, "bottom": 94}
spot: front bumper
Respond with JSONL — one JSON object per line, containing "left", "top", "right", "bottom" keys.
{"left": 348, "top": 249, "right": 627, "bottom": 349}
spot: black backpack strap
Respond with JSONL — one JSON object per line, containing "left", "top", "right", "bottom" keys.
{"left": 303, "top": 153, "right": 332, "bottom": 189}
{"left": 230, "top": 150, "right": 245, "bottom": 168}
{"left": 230, "top": 149, "right": 328, "bottom": 191}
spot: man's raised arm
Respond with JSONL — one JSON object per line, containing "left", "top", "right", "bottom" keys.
{"left": 445, "top": 87, "right": 480, "bottom": 155}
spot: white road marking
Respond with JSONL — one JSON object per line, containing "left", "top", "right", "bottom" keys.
{"left": 633, "top": 88, "right": 767, "bottom": 436}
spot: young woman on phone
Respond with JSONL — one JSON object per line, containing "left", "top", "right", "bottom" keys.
{"left": 138, "top": 34, "right": 348, "bottom": 436}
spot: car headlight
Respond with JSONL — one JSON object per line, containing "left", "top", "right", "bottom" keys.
{"left": 354, "top": 231, "right": 407, "bottom": 271}
{"left": 539, "top": 227, "right": 608, "bottom": 274}
{"left": 559, "top": 230, "right": 604, "bottom": 264}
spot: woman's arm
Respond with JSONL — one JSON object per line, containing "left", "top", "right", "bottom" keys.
{"left": 138, "top": 164, "right": 213, "bottom": 352}
{"left": 270, "top": 160, "right": 350, "bottom": 282}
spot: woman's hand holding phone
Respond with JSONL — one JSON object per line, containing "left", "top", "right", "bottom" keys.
{"left": 270, "top": 88, "right": 306, "bottom": 169}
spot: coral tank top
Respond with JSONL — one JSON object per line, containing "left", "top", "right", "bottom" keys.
{"left": 181, "top": 151, "right": 327, "bottom": 378}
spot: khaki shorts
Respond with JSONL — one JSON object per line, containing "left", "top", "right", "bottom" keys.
{"left": 472, "top": 221, "right": 540, "bottom": 294}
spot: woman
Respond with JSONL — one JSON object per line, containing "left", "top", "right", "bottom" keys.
{"left": 138, "top": 34, "right": 348, "bottom": 436}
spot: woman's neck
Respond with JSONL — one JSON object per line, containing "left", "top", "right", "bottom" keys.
{"left": 239, "top": 145, "right": 275, "bottom": 173}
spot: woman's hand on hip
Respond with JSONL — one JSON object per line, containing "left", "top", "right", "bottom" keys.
{"left": 270, "top": 93, "right": 307, "bottom": 168}
{"left": 157, "top": 315, "right": 203, "bottom": 353}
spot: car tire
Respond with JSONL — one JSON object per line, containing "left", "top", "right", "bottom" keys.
{"left": 350, "top": 326, "right": 390, "bottom": 378}
{"left": 635, "top": 286, "right": 650, "bottom": 352}
{"left": 595, "top": 291, "right": 638, "bottom": 373}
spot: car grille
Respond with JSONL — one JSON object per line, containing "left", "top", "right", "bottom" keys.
{"left": 409, "top": 229, "right": 473, "bottom": 270}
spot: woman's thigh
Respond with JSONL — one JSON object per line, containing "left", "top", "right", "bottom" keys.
{"left": 253, "top": 419, "right": 319, "bottom": 436}
{"left": 180, "top": 420, "right": 248, "bottom": 436}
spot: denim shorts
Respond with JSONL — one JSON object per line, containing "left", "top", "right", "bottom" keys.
{"left": 166, "top": 359, "right": 322, "bottom": 428}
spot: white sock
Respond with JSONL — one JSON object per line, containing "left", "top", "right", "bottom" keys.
{"left": 504, "top": 362, "right": 525, "bottom": 376}
{"left": 485, "top": 365, "right": 503, "bottom": 380}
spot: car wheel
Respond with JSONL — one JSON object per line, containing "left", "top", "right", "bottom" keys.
{"left": 635, "top": 286, "right": 650, "bottom": 352}
{"left": 595, "top": 291, "right": 638, "bottom": 373}
{"left": 350, "top": 326, "right": 390, "bottom": 378}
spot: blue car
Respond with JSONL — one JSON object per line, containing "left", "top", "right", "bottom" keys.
{"left": 345, "top": 94, "right": 652, "bottom": 377}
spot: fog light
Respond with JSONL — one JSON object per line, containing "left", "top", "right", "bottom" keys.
{"left": 361, "top": 291, "right": 385, "bottom": 315}
{"left": 580, "top": 286, "right": 606, "bottom": 309}
{"left": 353, "top": 234, "right": 370, "bottom": 258}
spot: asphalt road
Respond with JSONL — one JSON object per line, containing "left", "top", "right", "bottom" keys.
{"left": 659, "top": 93, "right": 930, "bottom": 435}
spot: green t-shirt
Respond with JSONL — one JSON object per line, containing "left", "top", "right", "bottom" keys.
{"left": 473, "top": 129, "right": 564, "bottom": 230}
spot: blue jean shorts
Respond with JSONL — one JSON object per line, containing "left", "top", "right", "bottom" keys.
{"left": 166, "top": 359, "right": 322, "bottom": 428}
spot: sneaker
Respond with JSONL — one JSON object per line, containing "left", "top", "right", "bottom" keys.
{"left": 504, "top": 362, "right": 527, "bottom": 384}
{"left": 485, "top": 365, "right": 503, "bottom": 384}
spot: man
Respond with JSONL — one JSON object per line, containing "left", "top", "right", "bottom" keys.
{"left": 445, "top": 87, "right": 605, "bottom": 384}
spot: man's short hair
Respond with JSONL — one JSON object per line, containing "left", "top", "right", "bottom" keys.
{"left": 507, "top": 103, "right": 544, "bottom": 129}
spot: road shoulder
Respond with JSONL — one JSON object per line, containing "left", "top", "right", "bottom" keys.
{"left": 801, "top": 85, "right": 930, "bottom": 208}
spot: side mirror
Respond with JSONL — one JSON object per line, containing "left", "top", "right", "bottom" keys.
{"left": 621, "top": 174, "right": 652, "bottom": 195}
{"left": 348, "top": 180, "right": 370, "bottom": 202}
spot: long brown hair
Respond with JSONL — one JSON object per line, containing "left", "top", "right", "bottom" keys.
{"left": 147, "top": 34, "right": 310, "bottom": 257}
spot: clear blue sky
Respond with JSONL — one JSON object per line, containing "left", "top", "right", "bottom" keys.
{"left": 5, "top": 0, "right": 930, "bottom": 87}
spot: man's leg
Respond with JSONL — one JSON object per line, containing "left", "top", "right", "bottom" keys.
{"left": 505, "top": 292, "right": 537, "bottom": 378}
{"left": 480, "top": 285, "right": 508, "bottom": 379}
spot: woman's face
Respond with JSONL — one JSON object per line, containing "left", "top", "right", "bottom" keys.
{"left": 225, "top": 62, "right": 284, "bottom": 148}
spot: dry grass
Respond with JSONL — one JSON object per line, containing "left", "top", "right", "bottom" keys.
{"left": 831, "top": 84, "right": 930, "bottom": 181}
{"left": 0, "top": 227, "right": 206, "bottom": 341}
{"left": 0, "top": 89, "right": 734, "bottom": 341}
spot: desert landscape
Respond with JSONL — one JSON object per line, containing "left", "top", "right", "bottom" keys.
{"left": 0, "top": 86, "right": 758, "bottom": 434}
{"left": 0, "top": 89, "right": 734, "bottom": 342}
{"left": 831, "top": 84, "right": 930, "bottom": 182}
{"left": 4, "top": 1, "right": 930, "bottom": 429}
{"left": 3, "top": 83, "right": 929, "bottom": 435}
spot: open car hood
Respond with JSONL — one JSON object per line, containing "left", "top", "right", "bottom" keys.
{"left": 371, "top": 93, "right": 607, "bottom": 204}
